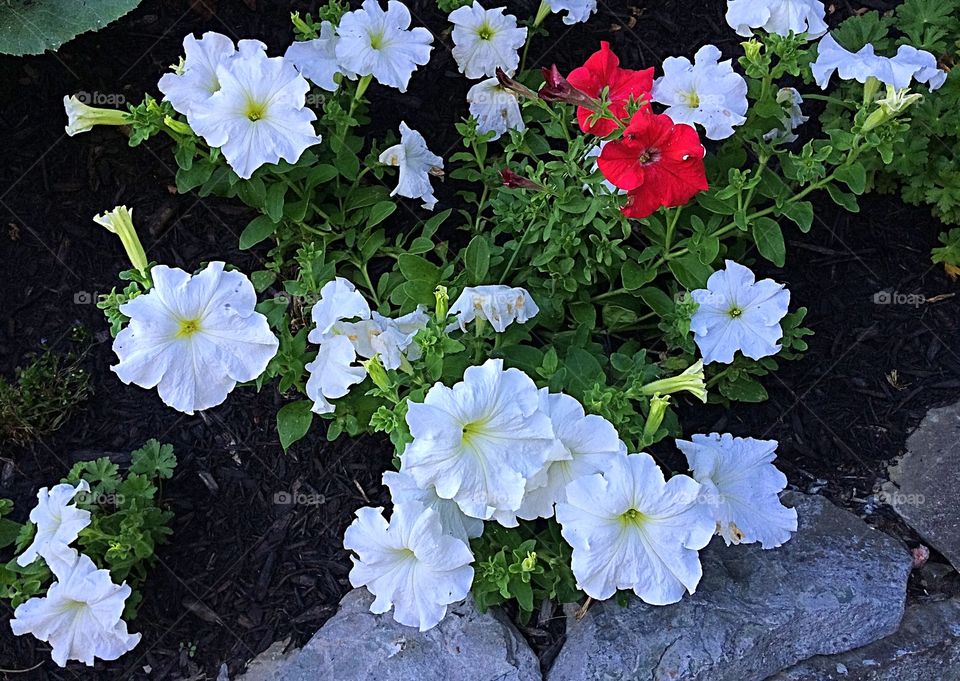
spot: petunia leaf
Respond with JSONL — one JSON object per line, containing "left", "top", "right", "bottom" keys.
{"left": 0, "top": 0, "right": 144, "bottom": 55}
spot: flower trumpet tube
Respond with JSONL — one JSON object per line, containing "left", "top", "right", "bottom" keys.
{"left": 539, "top": 65, "right": 600, "bottom": 113}
{"left": 500, "top": 169, "right": 545, "bottom": 191}
{"left": 495, "top": 67, "right": 538, "bottom": 100}
{"left": 642, "top": 394, "right": 671, "bottom": 441}
{"left": 63, "top": 95, "right": 130, "bottom": 136}
{"left": 634, "top": 361, "right": 707, "bottom": 403}
{"left": 93, "top": 206, "right": 149, "bottom": 277}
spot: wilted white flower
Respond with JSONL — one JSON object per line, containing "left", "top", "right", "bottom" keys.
{"left": 112, "top": 262, "right": 279, "bottom": 415}
{"left": 344, "top": 502, "right": 474, "bottom": 631}
{"left": 546, "top": 0, "right": 598, "bottom": 25}
{"left": 402, "top": 359, "right": 556, "bottom": 520}
{"left": 556, "top": 452, "right": 715, "bottom": 604}
{"left": 467, "top": 78, "right": 525, "bottom": 140}
{"left": 447, "top": 285, "right": 539, "bottom": 333}
{"left": 677, "top": 433, "right": 798, "bottom": 549}
{"left": 516, "top": 391, "right": 622, "bottom": 521}
{"left": 812, "top": 34, "right": 947, "bottom": 91}
{"left": 336, "top": 0, "right": 434, "bottom": 92}
{"left": 653, "top": 45, "right": 748, "bottom": 141}
{"left": 158, "top": 32, "right": 242, "bottom": 118}
{"left": 379, "top": 122, "right": 444, "bottom": 210}
{"left": 690, "top": 260, "right": 790, "bottom": 365}
{"left": 10, "top": 553, "right": 141, "bottom": 667}
{"left": 337, "top": 307, "right": 429, "bottom": 370}
{"left": 63, "top": 95, "right": 129, "bottom": 136}
{"left": 725, "top": 0, "right": 827, "bottom": 39}
{"left": 383, "top": 470, "right": 484, "bottom": 543}
{"left": 189, "top": 41, "right": 321, "bottom": 179}
{"left": 17, "top": 481, "right": 90, "bottom": 574}
{"left": 450, "top": 2, "right": 527, "bottom": 79}
{"left": 763, "top": 87, "right": 808, "bottom": 143}
{"left": 284, "top": 21, "right": 348, "bottom": 92}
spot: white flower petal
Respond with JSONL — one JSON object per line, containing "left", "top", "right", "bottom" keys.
{"left": 17, "top": 481, "right": 90, "bottom": 574}
{"left": 546, "top": 0, "right": 597, "bottom": 25}
{"left": 309, "top": 277, "right": 372, "bottom": 341}
{"left": 158, "top": 32, "right": 238, "bottom": 117}
{"left": 446, "top": 285, "right": 539, "bottom": 333}
{"left": 812, "top": 33, "right": 947, "bottom": 92}
{"left": 305, "top": 334, "right": 367, "bottom": 414}
{"left": 383, "top": 470, "right": 484, "bottom": 542}
{"left": 284, "top": 21, "right": 344, "bottom": 92}
{"left": 725, "top": 0, "right": 827, "bottom": 39}
{"left": 450, "top": 2, "right": 527, "bottom": 79}
{"left": 467, "top": 78, "right": 525, "bottom": 140}
{"left": 379, "top": 122, "right": 443, "bottom": 210}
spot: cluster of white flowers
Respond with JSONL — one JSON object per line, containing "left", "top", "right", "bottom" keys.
{"left": 10, "top": 482, "right": 141, "bottom": 667}
{"left": 812, "top": 34, "right": 947, "bottom": 92}
{"left": 725, "top": 0, "right": 828, "bottom": 40}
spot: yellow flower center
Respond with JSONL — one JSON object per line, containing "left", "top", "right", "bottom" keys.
{"left": 619, "top": 508, "right": 648, "bottom": 528}
{"left": 683, "top": 90, "right": 701, "bottom": 108}
{"left": 478, "top": 23, "right": 495, "bottom": 40}
{"left": 244, "top": 99, "right": 267, "bottom": 122}
{"left": 177, "top": 318, "right": 202, "bottom": 338}
{"left": 728, "top": 306, "right": 744, "bottom": 319}
{"left": 369, "top": 31, "right": 385, "bottom": 50}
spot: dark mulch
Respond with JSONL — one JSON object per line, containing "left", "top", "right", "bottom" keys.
{"left": 0, "top": 0, "right": 956, "bottom": 679}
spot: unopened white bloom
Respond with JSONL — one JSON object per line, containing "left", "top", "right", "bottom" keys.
{"left": 63, "top": 95, "right": 129, "bottom": 136}
{"left": 763, "top": 87, "right": 807, "bottom": 144}
{"left": 450, "top": 3, "right": 527, "bottom": 79}
{"left": 556, "top": 452, "right": 715, "bottom": 604}
{"left": 190, "top": 42, "right": 321, "bottom": 179}
{"left": 112, "top": 262, "right": 279, "bottom": 415}
{"left": 402, "top": 359, "right": 556, "bottom": 520}
{"left": 17, "top": 481, "right": 90, "bottom": 574}
{"left": 516, "top": 391, "right": 622, "bottom": 521}
{"left": 336, "top": 0, "right": 434, "bottom": 92}
{"left": 447, "top": 285, "right": 539, "bottom": 333}
{"left": 653, "top": 45, "right": 748, "bottom": 141}
{"left": 725, "top": 0, "right": 827, "bottom": 39}
{"left": 467, "top": 78, "right": 524, "bottom": 140}
{"left": 383, "top": 470, "right": 484, "bottom": 542}
{"left": 812, "top": 34, "right": 947, "bottom": 91}
{"left": 284, "top": 21, "right": 348, "bottom": 92}
{"left": 690, "top": 260, "right": 790, "bottom": 365}
{"left": 344, "top": 502, "right": 474, "bottom": 631}
{"left": 379, "top": 122, "right": 444, "bottom": 210}
{"left": 677, "top": 433, "right": 798, "bottom": 549}
{"left": 158, "top": 32, "right": 241, "bottom": 118}
{"left": 10, "top": 553, "right": 141, "bottom": 667}
{"left": 546, "top": 0, "right": 597, "bottom": 25}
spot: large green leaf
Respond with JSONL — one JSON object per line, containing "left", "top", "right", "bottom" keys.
{"left": 0, "top": 0, "right": 144, "bottom": 56}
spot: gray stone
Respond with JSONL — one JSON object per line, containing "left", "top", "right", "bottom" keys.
{"left": 547, "top": 493, "right": 911, "bottom": 681}
{"left": 771, "top": 598, "right": 960, "bottom": 680}
{"left": 234, "top": 589, "right": 541, "bottom": 681}
{"left": 885, "top": 399, "right": 960, "bottom": 571}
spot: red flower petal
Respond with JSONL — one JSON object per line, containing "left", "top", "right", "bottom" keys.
{"left": 567, "top": 42, "right": 654, "bottom": 136}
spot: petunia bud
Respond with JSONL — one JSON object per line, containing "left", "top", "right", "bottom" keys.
{"left": 634, "top": 360, "right": 707, "bottom": 403}
{"left": 363, "top": 356, "right": 392, "bottom": 393}
{"left": 163, "top": 116, "right": 193, "bottom": 136}
{"left": 862, "top": 85, "right": 923, "bottom": 133}
{"left": 500, "top": 169, "right": 543, "bottom": 191}
{"left": 496, "top": 67, "right": 538, "bottom": 100}
{"left": 93, "top": 206, "right": 149, "bottom": 277}
{"left": 642, "top": 394, "right": 670, "bottom": 442}
{"left": 435, "top": 285, "right": 449, "bottom": 321}
{"left": 539, "top": 65, "right": 601, "bottom": 112}
{"left": 63, "top": 95, "right": 130, "bottom": 137}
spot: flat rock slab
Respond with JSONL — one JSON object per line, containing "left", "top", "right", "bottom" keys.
{"left": 234, "top": 588, "right": 540, "bottom": 681}
{"left": 547, "top": 493, "right": 911, "bottom": 681}
{"left": 885, "top": 399, "right": 960, "bottom": 571}
{"left": 771, "top": 598, "right": 960, "bottom": 680}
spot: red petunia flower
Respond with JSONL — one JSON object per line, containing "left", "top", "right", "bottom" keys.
{"left": 567, "top": 41, "right": 655, "bottom": 137}
{"left": 598, "top": 112, "right": 708, "bottom": 219}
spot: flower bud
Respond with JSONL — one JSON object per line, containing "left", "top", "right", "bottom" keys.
{"left": 435, "top": 285, "right": 449, "bottom": 321}
{"left": 93, "top": 206, "right": 149, "bottom": 277}
{"left": 539, "top": 65, "right": 600, "bottom": 112}
{"left": 642, "top": 394, "right": 671, "bottom": 441}
{"left": 63, "top": 95, "right": 130, "bottom": 137}
{"left": 496, "top": 67, "right": 538, "bottom": 100}
{"left": 363, "top": 356, "right": 391, "bottom": 392}
{"left": 635, "top": 360, "right": 707, "bottom": 403}
{"left": 163, "top": 116, "right": 193, "bottom": 136}
{"left": 500, "top": 169, "right": 543, "bottom": 191}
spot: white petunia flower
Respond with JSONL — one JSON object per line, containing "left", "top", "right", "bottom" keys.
{"left": 689, "top": 260, "right": 790, "bottom": 365}
{"left": 63, "top": 95, "right": 129, "bottom": 136}
{"left": 157, "top": 32, "right": 242, "bottom": 119}
{"left": 677, "top": 433, "right": 798, "bottom": 549}
{"left": 17, "top": 481, "right": 90, "bottom": 574}
{"left": 383, "top": 470, "right": 484, "bottom": 543}
{"left": 725, "top": 0, "right": 828, "bottom": 39}
{"left": 812, "top": 34, "right": 947, "bottom": 92}
{"left": 10, "top": 553, "right": 141, "bottom": 667}
{"left": 763, "top": 87, "right": 808, "bottom": 144}
{"left": 467, "top": 78, "right": 525, "bottom": 141}
{"left": 284, "top": 21, "right": 349, "bottom": 92}
{"left": 379, "top": 122, "right": 444, "bottom": 210}
{"left": 112, "top": 262, "right": 279, "bottom": 415}
{"left": 446, "top": 285, "right": 539, "bottom": 333}
{"left": 449, "top": 2, "right": 527, "bottom": 79}
{"left": 402, "top": 359, "right": 556, "bottom": 520}
{"left": 310, "top": 277, "right": 372, "bottom": 338}
{"left": 336, "top": 307, "right": 429, "bottom": 370}
{"left": 556, "top": 452, "right": 715, "bottom": 604}
{"left": 189, "top": 41, "right": 321, "bottom": 179}
{"left": 344, "top": 502, "right": 474, "bottom": 631}
{"left": 652, "top": 45, "right": 748, "bottom": 141}
{"left": 546, "top": 0, "right": 598, "bottom": 25}
{"left": 335, "top": 0, "right": 434, "bottom": 93}
{"left": 516, "top": 391, "right": 622, "bottom": 521}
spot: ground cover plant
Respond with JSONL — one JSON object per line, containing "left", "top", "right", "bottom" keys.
{"left": 1, "top": 0, "right": 958, "bottom": 676}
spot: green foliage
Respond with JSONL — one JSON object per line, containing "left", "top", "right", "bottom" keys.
{"left": 0, "top": 334, "right": 91, "bottom": 446}
{"left": 932, "top": 228, "right": 960, "bottom": 269}
{"left": 437, "top": 0, "right": 473, "bottom": 11}
{"left": 0, "top": 0, "right": 144, "bottom": 56}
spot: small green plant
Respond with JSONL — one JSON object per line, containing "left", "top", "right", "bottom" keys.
{"left": 0, "top": 335, "right": 92, "bottom": 446}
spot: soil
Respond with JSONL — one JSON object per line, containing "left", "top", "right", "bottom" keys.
{"left": 0, "top": 0, "right": 957, "bottom": 679}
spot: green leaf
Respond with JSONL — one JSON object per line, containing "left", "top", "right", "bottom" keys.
{"left": 239, "top": 215, "right": 277, "bottom": 250}
{"left": 621, "top": 261, "right": 656, "bottom": 290}
{"left": 398, "top": 254, "right": 440, "bottom": 284}
{"left": 636, "top": 287, "right": 674, "bottom": 318}
{"left": 826, "top": 184, "right": 860, "bottom": 212}
{"left": 464, "top": 235, "right": 491, "bottom": 282}
{"left": 264, "top": 183, "right": 286, "bottom": 222}
{"left": 752, "top": 218, "right": 786, "bottom": 267}
{"left": 668, "top": 254, "right": 712, "bottom": 290}
{"left": 0, "top": 518, "right": 21, "bottom": 550}
{"left": 780, "top": 201, "right": 814, "bottom": 233}
{"left": 0, "top": 0, "right": 145, "bottom": 55}
{"left": 834, "top": 163, "right": 867, "bottom": 195}
{"left": 719, "top": 375, "right": 769, "bottom": 402}
{"left": 365, "top": 201, "right": 397, "bottom": 229}
{"left": 277, "top": 401, "right": 314, "bottom": 452}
